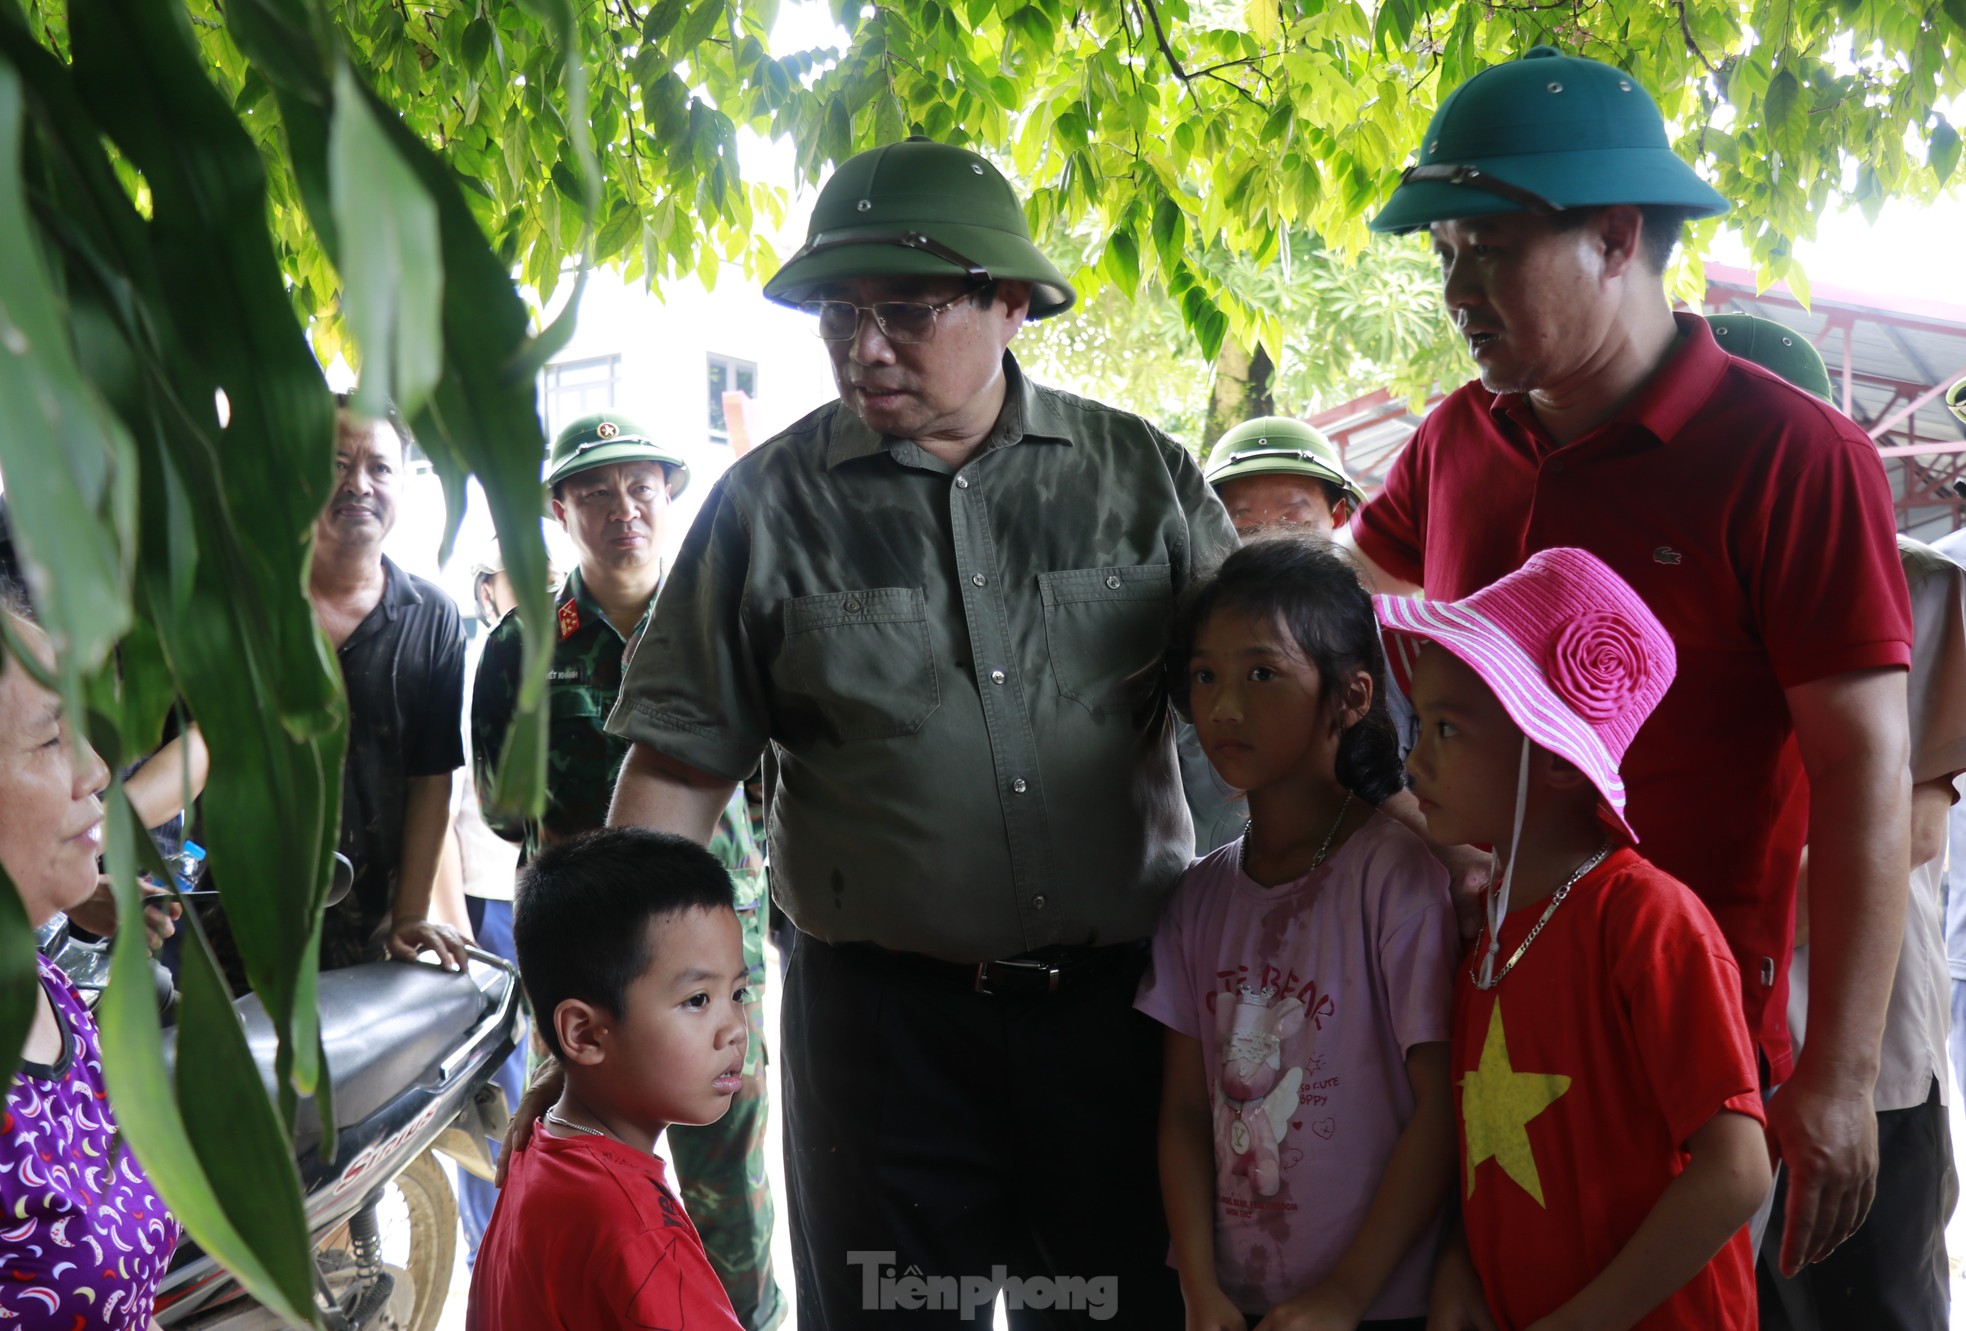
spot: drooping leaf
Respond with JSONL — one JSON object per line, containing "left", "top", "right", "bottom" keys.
{"left": 0, "top": 59, "right": 135, "bottom": 711}
{"left": 330, "top": 61, "right": 443, "bottom": 421}
{"left": 98, "top": 785, "right": 320, "bottom": 1328}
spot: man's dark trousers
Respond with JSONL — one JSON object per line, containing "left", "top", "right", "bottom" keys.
{"left": 1757, "top": 1076, "right": 1951, "bottom": 1331}
{"left": 783, "top": 932, "right": 1181, "bottom": 1328}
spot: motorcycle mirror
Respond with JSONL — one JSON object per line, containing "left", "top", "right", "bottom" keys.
{"left": 326, "top": 852, "right": 354, "bottom": 909}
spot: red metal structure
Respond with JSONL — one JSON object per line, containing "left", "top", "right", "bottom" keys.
{"left": 1305, "top": 266, "right": 1966, "bottom": 540}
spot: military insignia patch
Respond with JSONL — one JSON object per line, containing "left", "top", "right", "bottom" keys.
{"left": 596, "top": 421, "right": 619, "bottom": 439}
{"left": 557, "top": 599, "right": 581, "bottom": 639}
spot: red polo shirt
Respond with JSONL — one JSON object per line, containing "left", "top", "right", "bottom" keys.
{"left": 1355, "top": 312, "right": 1911, "bottom": 1083}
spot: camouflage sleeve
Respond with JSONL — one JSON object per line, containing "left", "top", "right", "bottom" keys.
{"left": 470, "top": 614, "right": 528, "bottom": 844}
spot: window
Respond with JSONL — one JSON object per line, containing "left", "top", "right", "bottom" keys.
{"left": 542, "top": 355, "right": 620, "bottom": 441}
{"left": 707, "top": 354, "right": 759, "bottom": 445}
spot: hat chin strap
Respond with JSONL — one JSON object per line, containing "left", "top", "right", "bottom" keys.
{"left": 1479, "top": 735, "right": 1533, "bottom": 989}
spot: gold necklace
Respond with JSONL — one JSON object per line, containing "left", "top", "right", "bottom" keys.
{"left": 1468, "top": 840, "right": 1612, "bottom": 991}
{"left": 1240, "top": 791, "right": 1355, "bottom": 876}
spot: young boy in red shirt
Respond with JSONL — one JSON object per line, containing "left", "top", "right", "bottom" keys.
{"left": 468, "top": 827, "right": 750, "bottom": 1331}
{"left": 1379, "top": 548, "right": 1773, "bottom": 1331}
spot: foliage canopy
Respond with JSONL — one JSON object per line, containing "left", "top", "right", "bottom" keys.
{"left": 0, "top": 0, "right": 1962, "bottom": 1323}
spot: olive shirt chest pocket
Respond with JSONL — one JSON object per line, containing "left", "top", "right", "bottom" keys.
{"left": 778, "top": 587, "right": 940, "bottom": 741}
{"left": 1038, "top": 563, "right": 1174, "bottom": 714}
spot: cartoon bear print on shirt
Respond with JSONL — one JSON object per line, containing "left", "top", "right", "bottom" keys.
{"left": 1213, "top": 985, "right": 1307, "bottom": 1197}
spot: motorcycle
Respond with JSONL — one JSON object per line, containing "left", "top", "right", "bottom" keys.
{"left": 38, "top": 872, "right": 524, "bottom": 1331}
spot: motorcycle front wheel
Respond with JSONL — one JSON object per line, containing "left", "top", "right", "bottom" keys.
{"left": 316, "top": 1149, "right": 458, "bottom": 1331}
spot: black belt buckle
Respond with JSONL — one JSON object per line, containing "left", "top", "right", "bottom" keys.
{"left": 973, "top": 956, "right": 1061, "bottom": 996}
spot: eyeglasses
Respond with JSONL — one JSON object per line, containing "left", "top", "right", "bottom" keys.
{"left": 800, "top": 291, "right": 979, "bottom": 344}
{"left": 787, "top": 229, "right": 996, "bottom": 343}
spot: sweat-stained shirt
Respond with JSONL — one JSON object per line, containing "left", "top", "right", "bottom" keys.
{"left": 1135, "top": 813, "right": 1457, "bottom": 1318}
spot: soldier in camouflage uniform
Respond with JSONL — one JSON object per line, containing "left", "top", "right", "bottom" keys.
{"left": 472, "top": 412, "right": 783, "bottom": 1330}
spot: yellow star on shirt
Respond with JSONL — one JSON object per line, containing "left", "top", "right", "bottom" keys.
{"left": 1461, "top": 999, "right": 1571, "bottom": 1207}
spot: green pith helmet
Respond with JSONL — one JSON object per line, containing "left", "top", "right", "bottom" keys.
{"left": 762, "top": 137, "right": 1076, "bottom": 319}
{"left": 1948, "top": 377, "right": 1966, "bottom": 427}
{"left": 1371, "top": 45, "right": 1729, "bottom": 234}
{"left": 544, "top": 412, "right": 690, "bottom": 498}
{"left": 1707, "top": 314, "right": 1832, "bottom": 402}
{"left": 1204, "top": 416, "right": 1364, "bottom": 511}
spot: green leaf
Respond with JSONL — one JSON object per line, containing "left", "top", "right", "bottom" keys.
{"left": 1943, "top": 0, "right": 1966, "bottom": 35}
{"left": 675, "top": 0, "right": 727, "bottom": 55}
{"left": 1765, "top": 66, "right": 1800, "bottom": 131}
{"left": 0, "top": 860, "right": 36, "bottom": 1081}
{"left": 1932, "top": 118, "right": 1961, "bottom": 187}
{"left": 643, "top": 0, "right": 688, "bottom": 44}
{"left": 1151, "top": 194, "right": 1184, "bottom": 270}
{"left": 98, "top": 787, "right": 320, "bottom": 1327}
{"left": 330, "top": 61, "right": 444, "bottom": 421}
{"left": 0, "top": 59, "right": 136, "bottom": 704}
{"left": 1102, "top": 226, "right": 1140, "bottom": 294}
{"left": 462, "top": 17, "right": 492, "bottom": 73}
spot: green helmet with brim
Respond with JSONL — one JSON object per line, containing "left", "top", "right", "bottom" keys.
{"left": 1371, "top": 46, "right": 1729, "bottom": 235}
{"left": 1948, "top": 377, "right": 1966, "bottom": 427}
{"left": 1706, "top": 314, "right": 1832, "bottom": 402}
{"left": 763, "top": 137, "right": 1076, "bottom": 319}
{"left": 545, "top": 412, "right": 690, "bottom": 499}
{"left": 1205, "top": 416, "right": 1364, "bottom": 511}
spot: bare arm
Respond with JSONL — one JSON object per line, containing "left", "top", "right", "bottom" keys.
{"left": 1910, "top": 777, "right": 1953, "bottom": 870}
{"left": 1260, "top": 1043, "right": 1455, "bottom": 1329}
{"left": 608, "top": 741, "right": 738, "bottom": 844}
{"left": 126, "top": 726, "right": 209, "bottom": 829}
{"left": 1770, "top": 666, "right": 1910, "bottom": 1275}
{"left": 387, "top": 772, "right": 468, "bottom": 970}
{"left": 1334, "top": 524, "right": 1421, "bottom": 598}
{"left": 1525, "top": 1111, "right": 1771, "bottom": 1331}
{"left": 1158, "top": 1029, "right": 1247, "bottom": 1331}
{"left": 428, "top": 824, "right": 476, "bottom": 941}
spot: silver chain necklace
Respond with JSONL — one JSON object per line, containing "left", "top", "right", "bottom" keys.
{"left": 1240, "top": 791, "right": 1355, "bottom": 876}
{"left": 1468, "top": 840, "right": 1612, "bottom": 991}
{"left": 543, "top": 1108, "right": 614, "bottom": 1142}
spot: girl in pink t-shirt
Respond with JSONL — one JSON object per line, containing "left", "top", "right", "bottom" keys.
{"left": 1138, "top": 536, "right": 1457, "bottom": 1331}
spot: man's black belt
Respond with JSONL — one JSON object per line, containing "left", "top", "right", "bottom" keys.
{"left": 834, "top": 939, "right": 1150, "bottom": 997}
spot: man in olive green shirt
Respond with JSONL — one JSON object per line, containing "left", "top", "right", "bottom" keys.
{"left": 605, "top": 138, "right": 1234, "bottom": 1328}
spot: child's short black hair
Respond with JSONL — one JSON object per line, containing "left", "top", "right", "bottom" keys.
{"left": 512, "top": 826, "right": 736, "bottom": 1060}
{"left": 1165, "top": 534, "right": 1404, "bottom": 806}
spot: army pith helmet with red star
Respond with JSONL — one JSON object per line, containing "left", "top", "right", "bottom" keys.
{"left": 544, "top": 411, "right": 690, "bottom": 498}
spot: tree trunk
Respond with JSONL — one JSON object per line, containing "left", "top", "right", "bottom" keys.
{"left": 1201, "top": 339, "right": 1275, "bottom": 462}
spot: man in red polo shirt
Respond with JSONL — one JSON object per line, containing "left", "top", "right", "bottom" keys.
{"left": 1348, "top": 46, "right": 1912, "bottom": 1285}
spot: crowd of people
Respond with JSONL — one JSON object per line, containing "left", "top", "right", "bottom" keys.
{"left": 2, "top": 36, "right": 1964, "bottom": 1331}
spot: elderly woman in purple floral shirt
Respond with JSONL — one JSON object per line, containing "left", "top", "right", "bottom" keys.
{"left": 0, "top": 587, "right": 179, "bottom": 1330}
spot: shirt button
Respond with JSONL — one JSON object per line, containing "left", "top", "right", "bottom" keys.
{"left": 990, "top": 669, "right": 1006, "bottom": 684}
{"left": 1033, "top": 895, "right": 1047, "bottom": 911}
{"left": 844, "top": 598, "right": 862, "bottom": 614}
{"left": 955, "top": 475, "right": 970, "bottom": 489}
{"left": 1105, "top": 574, "right": 1122, "bottom": 589}
{"left": 971, "top": 573, "right": 987, "bottom": 588}
{"left": 1011, "top": 777, "right": 1028, "bottom": 794}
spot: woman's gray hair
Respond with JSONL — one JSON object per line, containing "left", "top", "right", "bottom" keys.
{"left": 0, "top": 577, "right": 30, "bottom": 622}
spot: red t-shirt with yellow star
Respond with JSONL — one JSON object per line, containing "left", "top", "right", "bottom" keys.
{"left": 1453, "top": 848, "right": 1763, "bottom": 1330}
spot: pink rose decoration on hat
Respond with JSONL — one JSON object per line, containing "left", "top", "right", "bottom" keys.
{"left": 1546, "top": 611, "right": 1647, "bottom": 723}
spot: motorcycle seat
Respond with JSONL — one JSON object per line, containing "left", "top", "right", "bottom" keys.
{"left": 168, "top": 960, "right": 505, "bottom": 1159}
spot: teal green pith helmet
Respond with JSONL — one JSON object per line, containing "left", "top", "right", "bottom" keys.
{"left": 762, "top": 137, "right": 1076, "bottom": 318}
{"left": 1205, "top": 416, "right": 1364, "bottom": 511}
{"left": 1706, "top": 314, "right": 1832, "bottom": 402}
{"left": 1949, "top": 378, "right": 1966, "bottom": 427}
{"left": 1371, "top": 46, "right": 1729, "bottom": 234}
{"left": 545, "top": 411, "right": 690, "bottom": 499}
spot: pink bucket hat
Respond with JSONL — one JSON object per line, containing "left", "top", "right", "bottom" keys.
{"left": 1374, "top": 547, "right": 1676, "bottom": 841}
